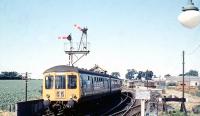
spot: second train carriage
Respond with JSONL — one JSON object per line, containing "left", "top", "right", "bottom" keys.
{"left": 43, "top": 65, "right": 121, "bottom": 108}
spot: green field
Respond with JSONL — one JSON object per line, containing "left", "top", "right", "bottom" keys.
{"left": 0, "top": 80, "right": 42, "bottom": 110}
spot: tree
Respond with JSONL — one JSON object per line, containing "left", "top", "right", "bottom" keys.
{"left": 186, "top": 70, "right": 198, "bottom": 76}
{"left": 125, "top": 69, "right": 137, "bottom": 80}
{"left": 137, "top": 71, "right": 143, "bottom": 80}
{"left": 145, "top": 70, "right": 153, "bottom": 80}
{"left": 179, "top": 74, "right": 184, "bottom": 76}
{"left": 125, "top": 69, "right": 154, "bottom": 80}
{"left": 111, "top": 72, "right": 120, "bottom": 78}
{"left": 0, "top": 71, "right": 22, "bottom": 80}
{"left": 179, "top": 70, "right": 199, "bottom": 77}
{"left": 164, "top": 74, "right": 171, "bottom": 78}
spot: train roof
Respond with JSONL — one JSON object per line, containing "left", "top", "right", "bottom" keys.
{"left": 44, "top": 65, "right": 119, "bottom": 79}
{"left": 44, "top": 65, "right": 78, "bottom": 73}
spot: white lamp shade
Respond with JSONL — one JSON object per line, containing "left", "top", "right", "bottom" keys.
{"left": 178, "top": 10, "right": 200, "bottom": 29}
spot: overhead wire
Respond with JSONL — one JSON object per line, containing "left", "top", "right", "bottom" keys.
{"left": 187, "top": 43, "right": 200, "bottom": 56}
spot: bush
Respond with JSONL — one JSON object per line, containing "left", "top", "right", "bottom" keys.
{"left": 167, "top": 82, "right": 177, "bottom": 86}
{"left": 196, "top": 92, "right": 200, "bottom": 97}
{"left": 193, "top": 105, "right": 200, "bottom": 114}
{"left": 198, "top": 86, "right": 200, "bottom": 90}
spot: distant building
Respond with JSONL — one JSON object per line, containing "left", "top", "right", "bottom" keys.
{"left": 166, "top": 76, "right": 200, "bottom": 86}
{"left": 144, "top": 80, "right": 156, "bottom": 88}
{"left": 122, "top": 79, "right": 166, "bottom": 89}
{"left": 165, "top": 76, "right": 200, "bottom": 93}
{"left": 122, "top": 79, "right": 144, "bottom": 88}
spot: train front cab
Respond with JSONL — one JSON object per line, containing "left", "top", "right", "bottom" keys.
{"left": 43, "top": 71, "right": 81, "bottom": 108}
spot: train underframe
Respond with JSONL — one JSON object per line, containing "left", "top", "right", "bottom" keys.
{"left": 47, "top": 90, "right": 121, "bottom": 115}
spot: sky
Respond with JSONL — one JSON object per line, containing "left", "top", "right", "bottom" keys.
{"left": 0, "top": 0, "right": 200, "bottom": 79}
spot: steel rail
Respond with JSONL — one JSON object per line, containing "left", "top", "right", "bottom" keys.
{"left": 122, "top": 92, "right": 136, "bottom": 115}
{"left": 109, "top": 92, "right": 149, "bottom": 116}
{"left": 110, "top": 104, "right": 141, "bottom": 116}
{"left": 108, "top": 92, "right": 136, "bottom": 116}
{"left": 101, "top": 92, "right": 129, "bottom": 115}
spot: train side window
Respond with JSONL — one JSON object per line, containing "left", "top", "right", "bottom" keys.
{"left": 68, "top": 75, "right": 77, "bottom": 89}
{"left": 45, "top": 76, "right": 54, "bottom": 89}
{"left": 55, "top": 75, "right": 66, "bottom": 89}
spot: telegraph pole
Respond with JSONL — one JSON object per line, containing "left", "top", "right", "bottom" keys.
{"left": 183, "top": 51, "right": 185, "bottom": 100}
{"left": 25, "top": 72, "right": 28, "bottom": 101}
{"left": 24, "top": 72, "right": 31, "bottom": 101}
{"left": 180, "top": 51, "right": 187, "bottom": 114}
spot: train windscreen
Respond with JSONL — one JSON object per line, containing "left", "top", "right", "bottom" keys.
{"left": 45, "top": 76, "right": 54, "bottom": 89}
{"left": 68, "top": 75, "right": 77, "bottom": 89}
{"left": 55, "top": 75, "right": 66, "bottom": 89}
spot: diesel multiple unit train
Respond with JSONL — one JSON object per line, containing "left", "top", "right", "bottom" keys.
{"left": 43, "top": 65, "right": 122, "bottom": 110}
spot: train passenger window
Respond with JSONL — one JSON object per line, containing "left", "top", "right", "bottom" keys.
{"left": 55, "top": 75, "right": 66, "bottom": 89}
{"left": 91, "top": 78, "right": 93, "bottom": 84}
{"left": 68, "top": 75, "right": 77, "bottom": 89}
{"left": 45, "top": 76, "right": 54, "bottom": 89}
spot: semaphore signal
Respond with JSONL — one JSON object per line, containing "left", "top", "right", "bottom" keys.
{"left": 58, "top": 24, "right": 90, "bottom": 66}
{"left": 74, "top": 24, "right": 82, "bottom": 31}
{"left": 58, "top": 34, "right": 72, "bottom": 41}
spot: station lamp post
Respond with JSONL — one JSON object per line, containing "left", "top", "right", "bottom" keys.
{"left": 178, "top": 0, "right": 200, "bottom": 28}
{"left": 178, "top": 0, "right": 200, "bottom": 114}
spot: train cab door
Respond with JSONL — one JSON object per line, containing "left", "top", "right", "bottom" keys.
{"left": 66, "top": 73, "right": 80, "bottom": 101}
{"left": 54, "top": 74, "right": 66, "bottom": 100}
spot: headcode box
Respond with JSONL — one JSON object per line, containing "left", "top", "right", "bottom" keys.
{"left": 135, "top": 90, "right": 150, "bottom": 100}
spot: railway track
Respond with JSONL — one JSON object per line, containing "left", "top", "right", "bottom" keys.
{"left": 101, "top": 91, "right": 141, "bottom": 116}
{"left": 103, "top": 92, "right": 129, "bottom": 114}
{"left": 110, "top": 104, "right": 140, "bottom": 116}
{"left": 43, "top": 108, "right": 63, "bottom": 116}
{"left": 43, "top": 105, "right": 72, "bottom": 116}
{"left": 43, "top": 91, "right": 142, "bottom": 116}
